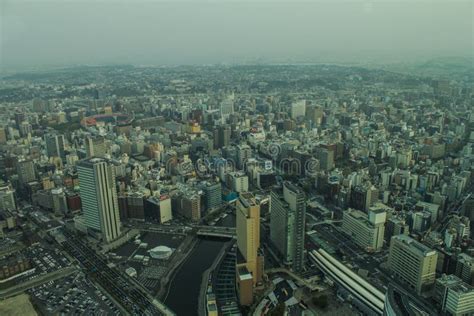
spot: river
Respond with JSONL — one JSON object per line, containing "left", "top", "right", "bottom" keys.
{"left": 164, "top": 238, "right": 226, "bottom": 315}
{"left": 215, "top": 213, "right": 236, "bottom": 228}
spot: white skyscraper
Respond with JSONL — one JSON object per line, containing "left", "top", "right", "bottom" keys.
{"left": 220, "top": 93, "right": 235, "bottom": 121}
{"left": 291, "top": 100, "right": 306, "bottom": 119}
{"left": 77, "top": 158, "right": 121, "bottom": 242}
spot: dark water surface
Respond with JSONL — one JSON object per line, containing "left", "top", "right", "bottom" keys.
{"left": 164, "top": 238, "right": 226, "bottom": 315}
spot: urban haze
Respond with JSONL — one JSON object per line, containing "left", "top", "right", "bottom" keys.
{"left": 0, "top": 1, "right": 473, "bottom": 316}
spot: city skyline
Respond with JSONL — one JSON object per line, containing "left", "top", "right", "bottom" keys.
{"left": 0, "top": 1, "right": 473, "bottom": 315}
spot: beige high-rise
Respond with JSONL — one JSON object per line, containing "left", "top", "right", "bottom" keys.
{"left": 388, "top": 235, "right": 438, "bottom": 294}
{"left": 236, "top": 192, "right": 263, "bottom": 306}
{"left": 236, "top": 192, "right": 262, "bottom": 284}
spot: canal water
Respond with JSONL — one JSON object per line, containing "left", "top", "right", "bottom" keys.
{"left": 164, "top": 238, "right": 226, "bottom": 315}
{"left": 215, "top": 213, "right": 236, "bottom": 228}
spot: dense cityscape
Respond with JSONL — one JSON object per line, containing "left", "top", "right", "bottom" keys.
{"left": 1, "top": 0, "right": 473, "bottom": 315}
{"left": 0, "top": 61, "right": 472, "bottom": 316}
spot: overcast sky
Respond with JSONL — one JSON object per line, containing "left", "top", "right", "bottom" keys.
{"left": 1, "top": 0, "right": 472, "bottom": 70}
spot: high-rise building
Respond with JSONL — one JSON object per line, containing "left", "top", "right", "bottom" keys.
{"left": 51, "top": 188, "right": 68, "bottom": 214}
{"left": 213, "top": 125, "right": 231, "bottom": 149}
{"left": 220, "top": 94, "right": 234, "bottom": 120}
{"left": 342, "top": 208, "right": 386, "bottom": 252}
{"left": 237, "top": 144, "right": 252, "bottom": 169}
{"left": 202, "top": 182, "right": 222, "bottom": 211}
{"left": 45, "top": 134, "right": 65, "bottom": 159}
{"left": 270, "top": 181, "right": 306, "bottom": 272}
{"left": 144, "top": 195, "right": 172, "bottom": 224}
{"left": 16, "top": 159, "right": 36, "bottom": 185}
{"left": 315, "top": 147, "right": 335, "bottom": 172}
{"left": 384, "top": 216, "right": 409, "bottom": 242}
{"left": 227, "top": 171, "right": 249, "bottom": 193}
{"left": 290, "top": 100, "right": 306, "bottom": 119}
{"left": 305, "top": 105, "right": 324, "bottom": 125}
{"left": 77, "top": 158, "right": 121, "bottom": 242}
{"left": 435, "top": 274, "right": 474, "bottom": 316}
{"left": 14, "top": 112, "right": 25, "bottom": 129}
{"left": 388, "top": 235, "right": 438, "bottom": 294}
{"left": 19, "top": 122, "right": 32, "bottom": 138}
{"left": 236, "top": 192, "right": 263, "bottom": 306}
{"left": 121, "top": 191, "right": 145, "bottom": 221}
{"left": 171, "top": 190, "right": 201, "bottom": 221}
{"left": 85, "top": 136, "right": 107, "bottom": 158}
{"left": 350, "top": 183, "right": 374, "bottom": 212}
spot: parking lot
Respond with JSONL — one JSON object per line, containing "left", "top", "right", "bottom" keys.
{"left": 28, "top": 272, "right": 120, "bottom": 315}
{"left": 25, "top": 245, "right": 70, "bottom": 274}
{"left": 9, "top": 244, "right": 71, "bottom": 285}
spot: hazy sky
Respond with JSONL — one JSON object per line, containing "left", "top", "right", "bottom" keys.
{"left": 1, "top": 0, "right": 472, "bottom": 70}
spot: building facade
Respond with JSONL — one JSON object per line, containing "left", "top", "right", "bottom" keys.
{"left": 342, "top": 208, "right": 386, "bottom": 252}
{"left": 270, "top": 181, "right": 306, "bottom": 272}
{"left": 388, "top": 235, "right": 438, "bottom": 294}
{"left": 77, "top": 158, "right": 121, "bottom": 242}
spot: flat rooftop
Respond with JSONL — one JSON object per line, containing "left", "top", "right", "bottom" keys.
{"left": 393, "top": 234, "right": 436, "bottom": 256}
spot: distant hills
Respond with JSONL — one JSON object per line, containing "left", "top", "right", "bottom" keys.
{"left": 379, "top": 56, "right": 473, "bottom": 80}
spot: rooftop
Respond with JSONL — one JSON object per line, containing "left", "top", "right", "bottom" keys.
{"left": 393, "top": 235, "right": 437, "bottom": 256}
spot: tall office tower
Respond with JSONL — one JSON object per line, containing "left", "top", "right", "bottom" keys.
{"left": 85, "top": 136, "right": 107, "bottom": 158}
{"left": 16, "top": 159, "right": 36, "bottom": 185}
{"left": 270, "top": 181, "right": 306, "bottom": 272}
{"left": 213, "top": 125, "right": 231, "bottom": 149}
{"left": 19, "top": 121, "right": 32, "bottom": 138}
{"left": 342, "top": 208, "right": 386, "bottom": 252}
{"left": 290, "top": 100, "right": 306, "bottom": 119}
{"left": 435, "top": 274, "right": 474, "bottom": 316}
{"left": 388, "top": 235, "right": 438, "bottom": 294}
{"left": 14, "top": 112, "right": 25, "bottom": 129}
{"left": 237, "top": 144, "right": 252, "bottom": 169}
{"left": 44, "top": 134, "right": 65, "bottom": 159}
{"left": 220, "top": 94, "right": 234, "bottom": 120}
{"left": 305, "top": 105, "right": 324, "bottom": 126}
{"left": 236, "top": 192, "right": 263, "bottom": 306}
{"left": 77, "top": 158, "right": 121, "bottom": 242}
